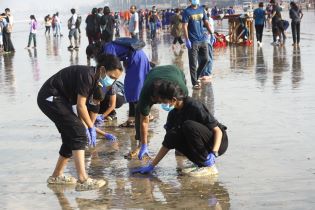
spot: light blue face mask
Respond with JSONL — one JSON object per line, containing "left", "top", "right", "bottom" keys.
{"left": 101, "top": 75, "right": 115, "bottom": 87}
{"left": 161, "top": 103, "right": 175, "bottom": 112}
{"left": 191, "top": 0, "right": 200, "bottom": 6}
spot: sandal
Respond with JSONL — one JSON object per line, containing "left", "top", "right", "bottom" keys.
{"left": 119, "top": 120, "right": 135, "bottom": 128}
{"left": 47, "top": 175, "right": 77, "bottom": 185}
{"left": 75, "top": 178, "right": 107, "bottom": 191}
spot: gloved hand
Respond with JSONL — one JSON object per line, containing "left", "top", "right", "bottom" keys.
{"left": 132, "top": 164, "right": 155, "bottom": 174}
{"left": 86, "top": 128, "right": 91, "bottom": 144}
{"left": 88, "top": 127, "right": 97, "bottom": 147}
{"left": 138, "top": 144, "right": 149, "bottom": 160}
{"left": 104, "top": 133, "right": 117, "bottom": 141}
{"left": 185, "top": 39, "right": 192, "bottom": 49}
{"left": 204, "top": 152, "right": 216, "bottom": 167}
{"left": 96, "top": 115, "right": 105, "bottom": 123}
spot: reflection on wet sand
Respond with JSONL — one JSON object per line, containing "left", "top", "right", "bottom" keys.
{"left": 272, "top": 46, "right": 289, "bottom": 89}
{"left": 291, "top": 47, "right": 303, "bottom": 89}
{"left": 255, "top": 47, "right": 268, "bottom": 87}
{"left": 27, "top": 48, "right": 40, "bottom": 81}
{"left": 192, "top": 82, "right": 215, "bottom": 115}
{"left": 0, "top": 53, "right": 16, "bottom": 95}
{"left": 229, "top": 45, "right": 254, "bottom": 71}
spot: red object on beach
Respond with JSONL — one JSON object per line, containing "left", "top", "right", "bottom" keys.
{"left": 213, "top": 33, "right": 227, "bottom": 48}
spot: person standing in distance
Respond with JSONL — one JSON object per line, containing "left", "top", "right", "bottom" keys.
{"left": 182, "top": 0, "right": 212, "bottom": 90}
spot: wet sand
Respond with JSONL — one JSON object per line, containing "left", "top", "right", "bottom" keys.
{"left": 1, "top": 11, "right": 315, "bottom": 210}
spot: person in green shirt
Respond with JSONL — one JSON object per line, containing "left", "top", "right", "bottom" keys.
{"left": 130, "top": 65, "right": 189, "bottom": 160}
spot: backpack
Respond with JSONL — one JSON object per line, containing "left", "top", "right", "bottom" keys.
{"left": 32, "top": 20, "right": 38, "bottom": 30}
{"left": 75, "top": 16, "right": 82, "bottom": 28}
{"left": 113, "top": 37, "right": 146, "bottom": 51}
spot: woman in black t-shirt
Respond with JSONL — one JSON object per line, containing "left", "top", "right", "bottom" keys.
{"left": 132, "top": 80, "right": 228, "bottom": 177}
{"left": 37, "top": 54, "right": 123, "bottom": 191}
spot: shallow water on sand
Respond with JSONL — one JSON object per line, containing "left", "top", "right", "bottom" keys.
{"left": 1, "top": 10, "right": 315, "bottom": 210}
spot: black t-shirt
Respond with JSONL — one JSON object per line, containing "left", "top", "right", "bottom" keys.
{"left": 40, "top": 65, "right": 97, "bottom": 105}
{"left": 162, "top": 97, "right": 218, "bottom": 150}
{"left": 272, "top": 5, "right": 282, "bottom": 22}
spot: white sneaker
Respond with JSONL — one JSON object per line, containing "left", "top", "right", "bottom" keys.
{"left": 257, "top": 41, "right": 260, "bottom": 46}
{"left": 75, "top": 178, "right": 107, "bottom": 191}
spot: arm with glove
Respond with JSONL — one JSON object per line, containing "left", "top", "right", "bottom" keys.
{"left": 132, "top": 146, "right": 170, "bottom": 174}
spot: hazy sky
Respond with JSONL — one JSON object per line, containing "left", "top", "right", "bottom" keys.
{"left": 0, "top": 0, "right": 104, "bottom": 12}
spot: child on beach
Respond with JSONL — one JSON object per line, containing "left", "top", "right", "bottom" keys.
{"left": 25, "top": 15, "right": 38, "bottom": 49}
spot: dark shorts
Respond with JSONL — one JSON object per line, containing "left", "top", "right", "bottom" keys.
{"left": 37, "top": 89, "right": 87, "bottom": 158}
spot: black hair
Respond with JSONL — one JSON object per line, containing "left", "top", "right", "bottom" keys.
{"left": 96, "top": 54, "right": 123, "bottom": 72}
{"left": 130, "top": 5, "right": 137, "bottom": 10}
{"left": 259, "top": 2, "right": 264, "bottom": 7}
{"left": 290, "top": 1, "right": 298, "bottom": 10}
{"left": 30, "top": 15, "right": 36, "bottom": 22}
{"left": 92, "top": 8, "right": 97, "bottom": 15}
{"left": 71, "top": 8, "right": 76, "bottom": 14}
{"left": 152, "top": 79, "right": 186, "bottom": 101}
{"left": 104, "top": 6, "right": 110, "bottom": 15}
{"left": 86, "top": 42, "right": 102, "bottom": 59}
{"left": 5, "top": 8, "right": 10, "bottom": 12}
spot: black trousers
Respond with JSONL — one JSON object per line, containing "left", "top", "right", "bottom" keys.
{"left": 37, "top": 89, "right": 87, "bottom": 158}
{"left": 129, "top": 102, "right": 137, "bottom": 118}
{"left": 173, "top": 36, "right": 184, "bottom": 45}
{"left": 2, "top": 32, "right": 15, "bottom": 52}
{"left": 291, "top": 21, "right": 300, "bottom": 44}
{"left": 164, "top": 120, "right": 228, "bottom": 167}
{"left": 99, "top": 94, "right": 125, "bottom": 114}
{"left": 255, "top": 24, "right": 264, "bottom": 42}
{"left": 188, "top": 41, "right": 210, "bottom": 86}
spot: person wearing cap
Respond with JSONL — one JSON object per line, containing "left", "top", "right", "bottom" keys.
{"left": 132, "top": 80, "right": 228, "bottom": 176}
{"left": 182, "top": 0, "right": 212, "bottom": 90}
{"left": 37, "top": 54, "right": 122, "bottom": 191}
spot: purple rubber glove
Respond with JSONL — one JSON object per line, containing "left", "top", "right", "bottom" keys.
{"left": 138, "top": 144, "right": 149, "bottom": 160}
{"left": 203, "top": 152, "right": 216, "bottom": 167}
{"left": 132, "top": 164, "right": 155, "bottom": 174}
{"left": 86, "top": 128, "right": 91, "bottom": 144}
{"left": 185, "top": 39, "right": 192, "bottom": 49}
{"left": 104, "top": 133, "right": 117, "bottom": 141}
{"left": 88, "top": 127, "right": 97, "bottom": 147}
{"left": 96, "top": 115, "right": 105, "bottom": 123}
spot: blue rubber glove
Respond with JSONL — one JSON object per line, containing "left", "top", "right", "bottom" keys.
{"left": 96, "top": 115, "right": 105, "bottom": 123}
{"left": 185, "top": 39, "right": 192, "bottom": 49}
{"left": 88, "top": 127, "right": 97, "bottom": 147}
{"left": 104, "top": 133, "right": 117, "bottom": 141}
{"left": 204, "top": 152, "right": 216, "bottom": 167}
{"left": 86, "top": 128, "right": 91, "bottom": 144}
{"left": 138, "top": 144, "right": 149, "bottom": 160}
{"left": 132, "top": 164, "right": 155, "bottom": 174}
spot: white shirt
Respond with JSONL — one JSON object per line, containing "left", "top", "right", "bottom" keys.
{"left": 129, "top": 12, "right": 139, "bottom": 33}
{"left": 71, "top": 14, "right": 77, "bottom": 29}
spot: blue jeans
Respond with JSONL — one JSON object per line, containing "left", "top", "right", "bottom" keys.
{"left": 200, "top": 43, "right": 213, "bottom": 77}
{"left": 150, "top": 22, "right": 156, "bottom": 39}
{"left": 188, "top": 41, "right": 210, "bottom": 85}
